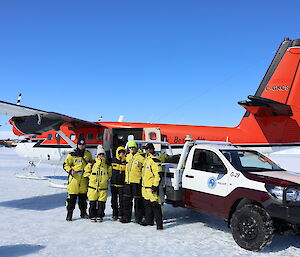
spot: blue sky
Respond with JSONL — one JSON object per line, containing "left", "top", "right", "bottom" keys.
{"left": 1, "top": 0, "right": 300, "bottom": 137}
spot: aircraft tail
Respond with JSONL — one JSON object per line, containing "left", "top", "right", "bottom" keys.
{"left": 238, "top": 38, "right": 300, "bottom": 144}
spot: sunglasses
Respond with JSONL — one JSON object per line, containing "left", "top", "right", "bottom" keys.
{"left": 98, "top": 153, "right": 105, "bottom": 155}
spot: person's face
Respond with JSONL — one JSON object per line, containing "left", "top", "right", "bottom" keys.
{"left": 129, "top": 147, "right": 137, "bottom": 154}
{"left": 119, "top": 151, "right": 125, "bottom": 157}
{"left": 97, "top": 153, "right": 105, "bottom": 159}
{"left": 78, "top": 144, "right": 85, "bottom": 151}
{"left": 145, "top": 148, "right": 154, "bottom": 154}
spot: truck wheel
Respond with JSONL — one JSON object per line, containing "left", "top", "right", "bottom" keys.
{"left": 230, "top": 204, "right": 274, "bottom": 251}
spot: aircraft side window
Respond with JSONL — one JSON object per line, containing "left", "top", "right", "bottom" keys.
{"left": 79, "top": 133, "right": 85, "bottom": 140}
{"left": 149, "top": 132, "right": 157, "bottom": 140}
{"left": 56, "top": 134, "right": 61, "bottom": 141}
{"left": 88, "top": 133, "right": 94, "bottom": 141}
{"left": 70, "top": 134, "right": 76, "bottom": 141}
{"left": 192, "top": 149, "right": 227, "bottom": 173}
{"left": 47, "top": 134, "right": 52, "bottom": 140}
{"left": 97, "top": 133, "right": 103, "bottom": 141}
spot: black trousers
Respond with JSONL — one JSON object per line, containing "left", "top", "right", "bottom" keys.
{"left": 144, "top": 200, "right": 154, "bottom": 224}
{"left": 66, "top": 194, "right": 87, "bottom": 214}
{"left": 123, "top": 183, "right": 144, "bottom": 222}
{"left": 111, "top": 185, "right": 124, "bottom": 217}
{"left": 89, "top": 201, "right": 106, "bottom": 218}
{"left": 144, "top": 200, "right": 163, "bottom": 228}
{"left": 152, "top": 201, "right": 163, "bottom": 229}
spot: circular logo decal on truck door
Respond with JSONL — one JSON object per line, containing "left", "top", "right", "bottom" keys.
{"left": 208, "top": 177, "right": 217, "bottom": 189}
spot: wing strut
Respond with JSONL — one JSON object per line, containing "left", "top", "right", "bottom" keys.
{"left": 56, "top": 130, "right": 76, "bottom": 149}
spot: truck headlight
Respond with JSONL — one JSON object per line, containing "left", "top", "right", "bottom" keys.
{"left": 286, "top": 188, "right": 300, "bottom": 202}
{"left": 265, "top": 185, "right": 283, "bottom": 200}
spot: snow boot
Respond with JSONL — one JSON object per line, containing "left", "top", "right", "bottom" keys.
{"left": 111, "top": 216, "right": 118, "bottom": 221}
{"left": 66, "top": 210, "right": 73, "bottom": 221}
{"left": 80, "top": 211, "right": 89, "bottom": 219}
{"left": 97, "top": 217, "right": 103, "bottom": 222}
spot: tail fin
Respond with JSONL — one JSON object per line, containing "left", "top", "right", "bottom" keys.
{"left": 238, "top": 38, "right": 300, "bottom": 144}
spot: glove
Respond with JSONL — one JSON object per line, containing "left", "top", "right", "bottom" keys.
{"left": 151, "top": 186, "right": 158, "bottom": 193}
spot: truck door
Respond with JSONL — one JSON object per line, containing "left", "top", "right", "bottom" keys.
{"left": 182, "top": 148, "right": 229, "bottom": 216}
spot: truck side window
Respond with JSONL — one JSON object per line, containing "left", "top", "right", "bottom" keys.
{"left": 192, "top": 149, "right": 227, "bottom": 173}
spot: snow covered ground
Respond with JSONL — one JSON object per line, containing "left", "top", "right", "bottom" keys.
{"left": 0, "top": 148, "right": 299, "bottom": 257}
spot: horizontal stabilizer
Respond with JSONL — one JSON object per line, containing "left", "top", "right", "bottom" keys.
{"left": 238, "top": 95, "right": 293, "bottom": 117}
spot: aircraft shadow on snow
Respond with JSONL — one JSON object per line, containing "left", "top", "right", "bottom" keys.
{"left": 44, "top": 175, "right": 68, "bottom": 180}
{"left": 0, "top": 244, "right": 45, "bottom": 257}
{"left": 0, "top": 192, "right": 66, "bottom": 211}
{"left": 162, "top": 205, "right": 300, "bottom": 252}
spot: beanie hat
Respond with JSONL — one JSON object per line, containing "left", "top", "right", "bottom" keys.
{"left": 96, "top": 145, "right": 105, "bottom": 155}
{"left": 128, "top": 141, "right": 137, "bottom": 148}
{"left": 77, "top": 138, "right": 86, "bottom": 145}
{"left": 144, "top": 143, "right": 154, "bottom": 150}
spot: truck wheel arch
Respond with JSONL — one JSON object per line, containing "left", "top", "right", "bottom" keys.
{"left": 227, "top": 198, "right": 263, "bottom": 226}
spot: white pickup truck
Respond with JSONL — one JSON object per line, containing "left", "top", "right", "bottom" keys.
{"left": 161, "top": 140, "right": 300, "bottom": 251}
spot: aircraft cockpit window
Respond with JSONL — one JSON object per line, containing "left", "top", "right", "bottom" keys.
{"left": 88, "top": 133, "right": 94, "bottom": 141}
{"left": 70, "top": 134, "right": 76, "bottom": 141}
{"left": 97, "top": 133, "right": 103, "bottom": 141}
{"left": 47, "top": 134, "right": 52, "bottom": 140}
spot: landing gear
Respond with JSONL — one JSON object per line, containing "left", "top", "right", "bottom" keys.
{"left": 15, "top": 160, "right": 47, "bottom": 180}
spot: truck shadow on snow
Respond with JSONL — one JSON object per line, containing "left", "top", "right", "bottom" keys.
{"left": 0, "top": 192, "right": 66, "bottom": 211}
{"left": 0, "top": 244, "right": 45, "bottom": 257}
{"left": 162, "top": 205, "right": 300, "bottom": 252}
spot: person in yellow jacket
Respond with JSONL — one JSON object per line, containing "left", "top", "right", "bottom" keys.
{"left": 84, "top": 145, "right": 112, "bottom": 222}
{"left": 63, "top": 138, "right": 93, "bottom": 221}
{"left": 120, "top": 140, "right": 145, "bottom": 224}
{"left": 110, "top": 146, "right": 126, "bottom": 220}
{"left": 141, "top": 143, "right": 164, "bottom": 230}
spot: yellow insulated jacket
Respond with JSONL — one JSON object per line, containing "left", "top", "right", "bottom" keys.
{"left": 63, "top": 149, "right": 93, "bottom": 194}
{"left": 84, "top": 157, "right": 112, "bottom": 201}
{"left": 125, "top": 152, "right": 145, "bottom": 184}
{"left": 111, "top": 146, "right": 126, "bottom": 186}
{"left": 142, "top": 153, "right": 162, "bottom": 188}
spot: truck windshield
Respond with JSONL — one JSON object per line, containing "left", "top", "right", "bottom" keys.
{"left": 220, "top": 150, "right": 285, "bottom": 172}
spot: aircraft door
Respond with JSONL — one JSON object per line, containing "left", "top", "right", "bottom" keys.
{"left": 143, "top": 127, "right": 161, "bottom": 151}
{"left": 103, "top": 128, "right": 111, "bottom": 152}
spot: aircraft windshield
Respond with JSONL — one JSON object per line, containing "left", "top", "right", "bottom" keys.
{"left": 220, "top": 150, "right": 285, "bottom": 172}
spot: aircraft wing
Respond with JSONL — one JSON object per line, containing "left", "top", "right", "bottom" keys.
{"left": 0, "top": 100, "right": 103, "bottom": 135}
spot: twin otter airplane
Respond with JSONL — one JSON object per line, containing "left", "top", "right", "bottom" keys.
{"left": 1, "top": 37, "right": 300, "bottom": 166}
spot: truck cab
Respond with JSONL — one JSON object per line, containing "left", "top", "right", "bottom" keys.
{"left": 163, "top": 140, "right": 300, "bottom": 251}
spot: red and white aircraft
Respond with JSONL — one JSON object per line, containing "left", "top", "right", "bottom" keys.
{"left": 1, "top": 37, "right": 300, "bottom": 168}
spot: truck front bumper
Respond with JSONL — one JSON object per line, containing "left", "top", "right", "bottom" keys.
{"left": 264, "top": 200, "right": 300, "bottom": 224}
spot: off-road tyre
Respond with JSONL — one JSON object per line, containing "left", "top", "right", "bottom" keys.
{"left": 230, "top": 204, "right": 274, "bottom": 251}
